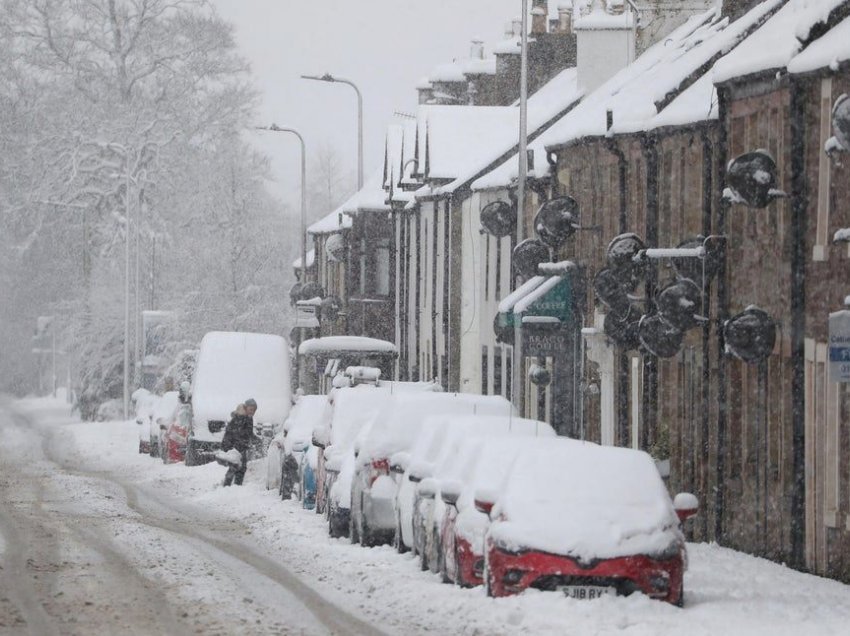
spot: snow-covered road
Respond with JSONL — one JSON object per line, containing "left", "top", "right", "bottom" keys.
{"left": 0, "top": 399, "right": 381, "bottom": 635}
{"left": 4, "top": 397, "right": 850, "bottom": 636}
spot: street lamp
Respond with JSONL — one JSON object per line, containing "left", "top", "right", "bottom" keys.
{"left": 301, "top": 73, "right": 364, "bottom": 189}
{"left": 512, "top": 0, "right": 530, "bottom": 411}
{"left": 255, "top": 125, "right": 308, "bottom": 284}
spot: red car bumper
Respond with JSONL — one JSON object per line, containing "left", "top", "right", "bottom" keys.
{"left": 163, "top": 426, "right": 187, "bottom": 464}
{"left": 453, "top": 535, "right": 486, "bottom": 587}
{"left": 485, "top": 542, "right": 684, "bottom": 605}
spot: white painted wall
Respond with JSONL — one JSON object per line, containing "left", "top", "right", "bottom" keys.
{"left": 459, "top": 194, "right": 483, "bottom": 394}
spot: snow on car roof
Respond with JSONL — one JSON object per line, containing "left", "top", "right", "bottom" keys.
{"left": 489, "top": 439, "right": 681, "bottom": 561}
{"left": 192, "top": 331, "right": 290, "bottom": 425}
{"left": 284, "top": 394, "right": 329, "bottom": 445}
{"left": 713, "top": 0, "right": 846, "bottom": 84}
{"left": 152, "top": 391, "right": 180, "bottom": 423}
{"left": 328, "top": 382, "right": 438, "bottom": 449}
{"left": 360, "top": 393, "right": 515, "bottom": 461}
{"left": 298, "top": 336, "right": 398, "bottom": 356}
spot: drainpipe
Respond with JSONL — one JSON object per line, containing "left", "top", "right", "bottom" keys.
{"left": 604, "top": 130, "right": 630, "bottom": 448}
{"left": 700, "top": 127, "right": 714, "bottom": 542}
{"left": 715, "top": 89, "right": 730, "bottom": 544}
{"left": 640, "top": 133, "right": 660, "bottom": 452}
{"left": 789, "top": 76, "right": 807, "bottom": 571}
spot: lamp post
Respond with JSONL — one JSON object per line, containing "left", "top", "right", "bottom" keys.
{"left": 512, "top": 0, "right": 530, "bottom": 411}
{"left": 301, "top": 73, "right": 364, "bottom": 189}
{"left": 256, "top": 125, "right": 308, "bottom": 283}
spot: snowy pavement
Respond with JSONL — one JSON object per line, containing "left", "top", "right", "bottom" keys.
{"left": 5, "top": 398, "right": 850, "bottom": 635}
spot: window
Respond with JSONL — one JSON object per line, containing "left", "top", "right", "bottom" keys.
{"left": 494, "top": 346, "right": 503, "bottom": 397}
{"left": 375, "top": 240, "right": 390, "bottom": 296}
{"left": 815, "top": 78, "right": 833, "bottom": 261}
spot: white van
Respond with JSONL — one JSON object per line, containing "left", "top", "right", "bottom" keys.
{"left": 187, "top": 331, "right": 291, "bottom": 465}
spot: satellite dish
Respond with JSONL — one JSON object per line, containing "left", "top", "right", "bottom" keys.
{"left": 604, "top": 310, "right": 641, "bottom": 351}
{"left": 289, "top": 282, "right": 303, "bottom": 306}
{"left": 512, "top": 238, "right": 550, "bottom": 278}
{"left": 480, "top": 200, "right": 516, "bottom": 238}
{"left": 299, "top": 282, "right": 325, "bottom": 301}
{"left": 493, "top": 313, "right": 514, "bottom": 345}
{"left": 727, "top": 150, "right": 782, "bottom": 208}
{"left": 528, "top": 364, "right": 551, "bottom": 387}
{"left": 639, "top": 315, "right": 683, "bottom": 359}
{"left": 833, "top": 93, "right": 850, "bottom": 152}
{"left": 534, "top": 196, "right": 579, "bottom": 249}
{"left": 672, "top": 236, "right": 721, "bottom": 284}
{"left": 593, "top": 268, "right": 631, "bottom": 318}
{"left": 724, "top": 307, "right": 776, "bottom": 363}
{"left": 657, "top": 279, "right": 703, "bottom": 332}
{"left": 321, "top": 295, "right": 341, "bottom": 322}
{"left": 325, "top": 233, "right": 346, "bottom": 262}
{"left": 606, "top": 233, "right": 646, "bottom": 291}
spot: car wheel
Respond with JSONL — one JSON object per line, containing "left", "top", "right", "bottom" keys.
{"left": 675, "top": 584, "right": 685, "bottom": 608}
{"left": 393, "top": 513, "right": 409, "bottom": 554}
{"left": 149, "top": 436, "right": 158, "bottom": 458}
{"left": 184, "top": 438, "right": 200, "bottom": 466}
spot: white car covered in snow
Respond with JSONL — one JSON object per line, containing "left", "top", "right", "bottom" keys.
{"left": 349, "top": 393, "right": 514, "bottom": 547}
{"left": 410, "top": 416, "right": 555, "bottom": 574}
{"left": 187, "top": 331, "right": 291, "bottom": 466}
{"left": 133, "top": 388, "right": 159, "bottom": 455}
{"left": 265, "top": 394, "right": 329, "bottom": 500}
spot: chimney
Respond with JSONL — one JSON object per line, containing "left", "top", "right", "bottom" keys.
{"left": 470, "top": 38, "right": 484, "bottom": 60}
{"left": 574, "top": 0, "right": 636, "bottom": 93}
{"left": 532, "top": 1, "right": 549, "bottom": 35}
{"left": 512, "top": 16, "right": 523, "bottom": 36}
{"left": 557, "top": 3, "right": 573, "bottom": 34}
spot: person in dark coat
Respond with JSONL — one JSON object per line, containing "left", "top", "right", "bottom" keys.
{"left": 221, "top": 398, "right": 257, "bottom": 486}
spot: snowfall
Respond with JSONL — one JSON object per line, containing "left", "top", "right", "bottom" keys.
{"left": 6, "top": 397, "right": 850, "bottom": 636}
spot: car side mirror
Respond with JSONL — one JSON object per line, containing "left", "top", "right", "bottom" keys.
{"left": 474, "top": 489, "right": 497, "bottom": 518}
{"left": 673, "top": 492, "right": 699, "bottom": 523}
{"left": 408, "top": 461, "right": 433, "bottom": 484}
{"left": 440, "top": 480, "right": 462, "bottom": 507}
{"left": 312, "top": 426, "right": 329, "bottom": 450}
{"left": 292, "top": 440, "right": 308, "bottom": 453}
{"left": 418, "top": 478, "right": 438, "bottom": 500}
{"left": 390, "top": 451, "right": 411, "bottom": 475}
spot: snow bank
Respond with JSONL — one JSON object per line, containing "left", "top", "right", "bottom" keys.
{"left": 490, "top": 439, "right": 682, "bottom": 561}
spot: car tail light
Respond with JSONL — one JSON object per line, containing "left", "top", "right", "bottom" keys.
{"left": 473, "top": 559, "right": 485, "bottom": 578}
{"left": 648, "top": 572, "right": 671, "bottom": 597}
{"left": 369, "top": 458, "right": 390, "bottom": 486}
{"left": 502, "top": 569, "right": 525, "bottom": 586}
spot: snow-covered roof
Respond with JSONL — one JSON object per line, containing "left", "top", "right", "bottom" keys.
{"left": 343, "top": 170, "right": 389, "bottom": 214}
{"left": 493, "top": 37, "right": 522, "bottom": 55}
{"left": 472, "top": 4, "right": 771, "bottom": 192}
{"left": 461, "top": 57, "right": 498, "bottom": 76}
{"left": 298, "top": 336, "right": 398, "bottom": 356}
{"left": 420, "top": 68, "right": 582, "bottom": 197}
{"left": 307, "top": 201, "right": 353, "bottom": 235}
{"left": 648, "top": 72, "right": 718, "bottom": 131}
{"left": 489, "top": 438, "right": 682, "bottom": 560}
{"left": 292, "top": 249, "right": 315, "bottom": 270}
{"left": 429, "top": 61, "right": 467, "bottom": 83}
{"left": 416, "top": 105, "right": 519, "bottom": 182}
{"left": 788, "top": 14, "right": 850, "bottom": 75}
{"left": 713, "top": 0, "right": 845, "bottom": 84}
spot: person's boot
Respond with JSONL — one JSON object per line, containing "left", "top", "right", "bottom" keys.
{"left": 223, "top": 469, "right": 234, "bottom": 487}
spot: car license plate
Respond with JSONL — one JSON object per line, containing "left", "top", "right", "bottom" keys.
{"left": 559, "top": 585, "right": 616, "bottom": 600}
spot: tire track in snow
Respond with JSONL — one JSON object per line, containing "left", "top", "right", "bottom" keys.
{"left": 30, "top": 408, "right": 385, "bottom": 636}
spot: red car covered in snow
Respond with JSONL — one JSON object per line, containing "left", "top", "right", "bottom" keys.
{"left": 480, "top": 439, "right": 697, "bottom": 605}
{"left": 162, "top": 399, "right": 192, "bottom": 464}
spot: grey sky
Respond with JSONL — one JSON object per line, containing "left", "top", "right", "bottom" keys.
{"left": 212, "top": 0, "right": 536, "bottom": 218}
